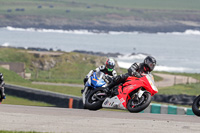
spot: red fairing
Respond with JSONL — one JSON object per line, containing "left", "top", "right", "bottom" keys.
{"left": 123, "top": 76, "right": 157, "bottom": 96}
{"left": 116, "top": 75, "right": 158, "bottom": 108}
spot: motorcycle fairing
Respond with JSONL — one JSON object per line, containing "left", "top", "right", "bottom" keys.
{"left": 91, "top": 72, "right": 106, "bottom": 88}
{"left": 85, "top": 75, "right": 92, "bottom": 87}
{"left": 117, "top": 85, "right": 136, "bottom": 108}
{"left": 85, "top": 80, "right": 91, "bottom": 87}
{"left": 85, "top": 72, "right": 106, "bottom": 88}
{"left": 116, "top": 74, "right": 158, "bottom": 108}
{"left": 102, "top": 96, "right": 126, "bottom": 109}
{"left": 122, "top": 75, "right": 158, "bottom": 96}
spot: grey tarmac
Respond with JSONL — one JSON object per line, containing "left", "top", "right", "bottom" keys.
{"left": 0, "top": 104, "right": 200, "bottom": 133}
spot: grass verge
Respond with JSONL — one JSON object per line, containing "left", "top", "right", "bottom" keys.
{"left": 9, "top": 82, "right": 82, "bottom": 97}
{"left": 158, "top": 83, "right": 200, "bottom": 96}
{"left": 1, "top": 95, "right": 54, "bottom": 107}
{"left": 0, "top": 131, "right": 43, "bottom": 133}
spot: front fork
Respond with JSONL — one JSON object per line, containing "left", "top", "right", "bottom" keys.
{"left": 128, "top": 88, "right": 146, "bottom": 108}
{"left": 137, "top": 89, "right": 145, "bottom": 98}
{"left": 82, "top": 87, "right": 88, "bottom": 104}
{"left": 129, "top": 88, "right": 145, "bottom": 101}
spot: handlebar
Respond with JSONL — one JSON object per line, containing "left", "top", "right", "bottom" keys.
{"left": 135, "top": 72, "right": 142, "bottom": 78}
{"left": 102, "top": 75, "right": 110, "bottom": 84}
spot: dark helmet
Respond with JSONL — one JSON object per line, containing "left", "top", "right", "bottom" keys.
{"left": 105, "top": 58, "right": 115, "bottom": 72}
{"left": 0, "top": 73, "right": 3, "bottom": 81}
{"left": 144, "top": 56, "right": 156, "bottom": 72}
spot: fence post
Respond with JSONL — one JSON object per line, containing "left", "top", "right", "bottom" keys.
{"left": 187, "top": 77, "right": 189, "bottom": 84}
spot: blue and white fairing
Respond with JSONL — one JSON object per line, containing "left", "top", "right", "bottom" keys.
{"left": 85, "top": 71, "right": 106, "bottom": 88}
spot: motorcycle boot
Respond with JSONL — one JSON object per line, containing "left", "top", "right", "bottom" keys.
{"left": 2, "top": 92, "right": 5, "bottom": 99}
{"left": 81, "top": 87, "right": 87, "bottom": 94}
{"left": 0, "top": 87, "right": 5, "bottom": 102}
{"left": 111, "top": 86, "right": 119, "bottom": 96}
{"left": 0, "top": 89, "right": 6, "bottom": 102}
{"left": 81, "top": 89, "right": 84, "bottom": 94}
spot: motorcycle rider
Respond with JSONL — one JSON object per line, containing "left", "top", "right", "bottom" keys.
{"left": 106, "top": 56, "right": 156, "bottom": 94}
{"left": 83, "top": 58, "right": 117, "bottom": 85}
{"left": 0, "top": 73, "right": 6, "bottom": 102}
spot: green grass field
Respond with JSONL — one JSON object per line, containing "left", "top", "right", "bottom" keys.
{"left": 158, "top": 83, "right": 200, "bottom": 95}
{"left": 0, "top": 131, "right": 42, "bottom": 133}
{"left": 0, "top": 0, "right": 200, "bottom": 27}
{"left": 1, "top": 0, "right": 200, "bottom": 13}
{"left": 0, "top": 48, "right": 108, "bottom": 84}
{"left": 154, "top": 71, "right": 200, "bottom": 95}
{"left": 1, "top": 62, "right": 200, "bottom": 98}
{"left": 2, "top": 95, "right": 54, "bottom": 107}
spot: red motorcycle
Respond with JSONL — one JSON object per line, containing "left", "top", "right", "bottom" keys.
{"left": 85, "top": 73, "right": 158, "bottom": 112}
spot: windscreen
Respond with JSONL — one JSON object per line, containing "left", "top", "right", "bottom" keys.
{"left": 146, "top": 74, "right": 158, "bottom": 92}
{"left": 95, "top": 71, "right": 104, "bottom": 79}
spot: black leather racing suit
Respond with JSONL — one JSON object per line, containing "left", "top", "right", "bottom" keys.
{"left": 108, "top": 62, "right": 149, "bottom": 88}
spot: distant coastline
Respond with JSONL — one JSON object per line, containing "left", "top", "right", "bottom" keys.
{"left": 1, "top": 0, "right": 200, "bottom": 34}
{"left": 2, "top": 26, "right": 200, "bottom": 35}
{"left": 1, "top": 23, "right": 200, "bottom": 34}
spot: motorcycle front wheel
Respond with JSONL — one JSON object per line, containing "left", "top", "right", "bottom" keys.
{"left": 82, "top": 88, "right": 92, "bottom": 109}
{"left": 85, "top": 88, "right": 107, "bottom": 110}
{"left": 192, "top": 95, "right": 200, "bottom": 116}
{"left": 127, "top": 92, "right": 151, "bottom": 113}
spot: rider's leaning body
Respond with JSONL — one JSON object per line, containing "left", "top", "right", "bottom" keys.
{"left": 108, "top": 56, "right": 156, "bottom": 89}
{"left": 86, "top": 65, "right": 117, "bottom": 78}
{"left": 84, "top": 58, "right": 117, "bottom": 84}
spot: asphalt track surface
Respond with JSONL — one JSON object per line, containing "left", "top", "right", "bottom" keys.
{"left": 0, "top": 104, "right": 200, "bottom": 133}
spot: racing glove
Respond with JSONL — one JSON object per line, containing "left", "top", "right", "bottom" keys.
{"left": 128, "top": 67, "right": 141, "bottom": 78}
{"left": 83, "top": 77, "right": 88, "bottom": 84}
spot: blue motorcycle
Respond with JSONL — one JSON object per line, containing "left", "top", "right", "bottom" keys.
{"left": 82, "top": 71, "right": 109, "bottom": 108}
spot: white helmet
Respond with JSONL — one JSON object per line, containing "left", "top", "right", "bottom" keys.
{"left": 105, "top": 58, "right": 115, "bottom": 72}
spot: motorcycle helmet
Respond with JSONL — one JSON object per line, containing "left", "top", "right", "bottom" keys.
{"left": 144, "top": 56, "right": 156, "bottom": 72}
{"left": 105, "top": 58, "right": 115, "bottom": 72}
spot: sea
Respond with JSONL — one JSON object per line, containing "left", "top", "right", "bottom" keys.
{"left": 0, "top": 26, "right": 200, "bottom": 73}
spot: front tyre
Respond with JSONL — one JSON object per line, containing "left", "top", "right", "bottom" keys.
{"left": 82, "top": 88, "right": 92, "bottom": 109}
{"left": 85, "top": 88, "right": 107, "bottom": 110}
{"left": 127, "top": 92, "right": 151, "bottom": 113}
{"left": 192, "top": 95, "right": 200, "bottom": 116}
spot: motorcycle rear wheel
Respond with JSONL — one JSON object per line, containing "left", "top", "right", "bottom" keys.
{"left": 127, "top": 92, "right": 151, "bottom": 113}
{"left": 192, "top": 95, "right": 200, "bottom": 116}
{"left": 85, "top": 88, "right": 107, "bottom": 110}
